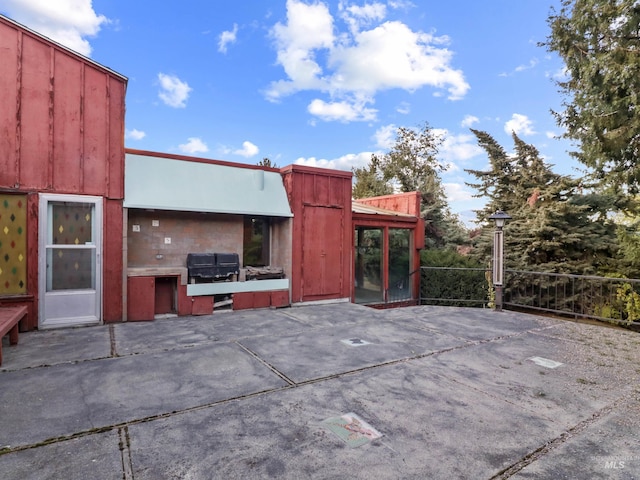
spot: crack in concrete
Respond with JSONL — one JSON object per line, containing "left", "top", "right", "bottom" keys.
{"left": 1, "top": 323, "right": 553, "bottom": 458}
{"left": 490, "top": 397, "right": 626, "bottom": 479}
{"left": 109, "top": 324, "right": 118, "bottom": 357}
{"left": 234, "top": 341, "right": 296, "bottom": 386}
{"left": 0, "top": 320, "right": 612, "bottom": 480}
{"left": 118, "top": 426, "right": 134, "bottom": 480}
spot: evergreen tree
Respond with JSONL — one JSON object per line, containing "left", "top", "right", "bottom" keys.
{"left": 466, "top": 130, "right": 619, "bottom": 275}
{"left": 612, "top": 196, "right": 640, "bottom": 276}
{"left": 544, "top": 0, "right": 640, "bottom": 193}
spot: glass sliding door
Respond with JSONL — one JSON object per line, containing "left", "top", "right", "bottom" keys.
{"left": 354, "top": 227, "right": 383, "bottom": 304}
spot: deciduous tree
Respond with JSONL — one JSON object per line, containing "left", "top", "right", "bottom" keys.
{"left": 352, "top": 124, "right": 464, "bottom": 249}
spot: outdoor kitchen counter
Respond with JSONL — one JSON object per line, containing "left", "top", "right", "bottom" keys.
{"left": 127, "top": 267, "right": 188, "bottom": 285}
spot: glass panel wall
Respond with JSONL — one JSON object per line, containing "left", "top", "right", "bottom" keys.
{"left": 354, "top": 227, "right": 383, "bottom": 303}
{"left": 388, "top": 228, "right": 412, "bottom": 302}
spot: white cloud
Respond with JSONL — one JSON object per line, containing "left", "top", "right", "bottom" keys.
{"left": 339, "top": 1, "right": 387, "bottom": 34}
{"left": 330, "top": 21, "right": 468, "bottom": 99}
{"left": 547, "top": 66, "right": 569, "bottom": 81}
{"left": 126, "top": 129, "right": 146, "bottom": 140}
{"left": 388, "top": 1, "right": 415, "bottom": 10}
{"left": 267, "top": 0, "right": 469, "bottom": 122}
{"left": 396, "top": 101, "right": 410, "bottom": 114}
{"left": 515, "top": 58, "right": 539, "bottom": 72}
{"left": 499, "top": 58, "right": 539, "bottom": 77}
{"left": 460, "top": 115, "right": 479, "bottom": 128}
{"left": 307, "top": 98, "right": 377, "bottom": 122}
{"left": 268, "top": 0, "right": 335, "bottom": 99}
{"left": 373, "top": 124, "right": 397, "bottom": 149}
{"left": 234, "top": 141, "right": 259, "bottom": 158}
{"left": 218, "top": 23, "right": 238, "bottom": 53}
{"left": 433, "top": 129, "right": 483, "bottom": 168}
{"left": 443, "top": 182, "right": 474, "bottom": 202}
{"left": 157, "top": 73, "right": 192, "bottom": 108}
{"left": 294, "top": 151, "right": 374, "bottom": 171}
{"left": 1, "top": 0, "right": 108, "bottom": 56}
{"left": 179, "top": 137, "right": 208, "bottom": 154}
{"left": 504, "top": 113, "right": 535, "bottom": 136}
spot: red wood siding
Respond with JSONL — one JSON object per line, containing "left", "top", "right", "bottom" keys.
{"left": 53, "top": 51, "right": 83, "bottom": 192}
{"left": 0, "top": 16, "right": 127, "bottom": 328}
{"left": 83, "top": 66, "right": 109, "bottom": 195}
{"left": 17, "top": 34, "right": 51, "bottom": 189}
{"left": 280, "top": 165, "right": 352, "bottom": 303}
{"left": 0, "top": 17, "right": 127, "bottom": 195}
{"left": 302, "top": 206, "right": 343, "bottom": 299}
{"left": 232, "top": 290, "right": 290, "bottom": 310}
{"left": 192, "top": 296, "right": 213, "bottom": 315}
{"left": 103, "top": 199, "right": 123, "bottom": 323}
{"left": 127, "top": 276, "right": 155, "bottom": 321}
{"left": 355, "top": 191, "right": 421, "bottom": 216}
{"left": 0, "top": 21, "right": 19, "bottom": 186}
{"left": 108, "top": 77, "right": 126, "bottom": 199}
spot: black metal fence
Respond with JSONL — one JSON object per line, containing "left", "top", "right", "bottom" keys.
{"left": 386, "top": 268, "right": 420, "bottom": 304}
{"left": 420, "top": 266, "right": 640, "bottom": 327}
{"left": 504, "top": 270, "right": 640, "bottom": 326}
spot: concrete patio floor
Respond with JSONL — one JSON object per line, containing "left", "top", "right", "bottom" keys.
{"left": 0, "top": 303, "right": 639, "bottom": 479}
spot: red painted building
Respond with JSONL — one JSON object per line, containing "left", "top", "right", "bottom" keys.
{"left": 281, "top": 165, "right": 353, "bottom": 304}
{"left": 0, "top": 15, "right": 127, "bottom": 330}
{"left": 0, "top": 15, "right": 424, "bottom": 330}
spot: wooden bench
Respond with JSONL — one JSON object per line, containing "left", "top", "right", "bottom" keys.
{"left": 0, "top": 305, "right": 28, "bottom": 366}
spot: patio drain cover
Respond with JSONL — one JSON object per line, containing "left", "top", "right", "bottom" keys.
{"left": 323, "top": 412, "right": 382, "bottom": 448}
{"left": 341, "top": 338, "right": 371, "bottom": 347}
{"left": 529, "top": 356, "right": 563, "bottom": 369}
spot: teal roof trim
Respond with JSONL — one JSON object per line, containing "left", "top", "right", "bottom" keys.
{"left": 124, "top": 153, "right": 293, "bottom": 217}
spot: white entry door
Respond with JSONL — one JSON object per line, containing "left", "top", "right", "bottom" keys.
{"left": 39, "top": 194, "right": 102, "bottom": 329}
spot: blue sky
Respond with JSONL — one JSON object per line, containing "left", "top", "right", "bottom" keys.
{"left": 1, "top": 0, "right": 575, "bottom": 225}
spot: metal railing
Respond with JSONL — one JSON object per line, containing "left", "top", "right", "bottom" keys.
{"left": 386, "top": 268, "right": 420, "bottom": 304}
{"left": 504, "top": 270, "right": 640, "bottom": 326}
{"left": 420, "top": 266, "right": 640, "bottom": 327}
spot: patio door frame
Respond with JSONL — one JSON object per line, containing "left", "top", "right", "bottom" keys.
{"left": 38, "top": 193, "right": 102, "bottom": 329}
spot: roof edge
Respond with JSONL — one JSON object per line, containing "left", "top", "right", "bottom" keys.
{"left": 0, "top": 14, "right": 128, "bottom": 82}
{"left": 125, "top": 149, "right": 281, "bottom": 173}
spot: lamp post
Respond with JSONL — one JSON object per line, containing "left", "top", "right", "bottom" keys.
{"left": 488, "top": 210, "right": 511, "bottom": 311}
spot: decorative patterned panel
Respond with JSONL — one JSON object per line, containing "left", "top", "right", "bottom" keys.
{"left": 0, "top": 194, "right": 27, "bottom": 295}
{"left": 49, "top": 202, "right": 94, "bottom": 290}
{"left": 52, "top": 203, "right": 93, "bottom": 245}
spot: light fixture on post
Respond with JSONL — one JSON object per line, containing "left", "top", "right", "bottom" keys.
{"left": 488, "top": 210, "right": 512, "bottom": 311}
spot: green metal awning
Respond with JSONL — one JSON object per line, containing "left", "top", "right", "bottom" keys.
{"left": 124, "top": 153, "right": 293, "bottom": 217}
